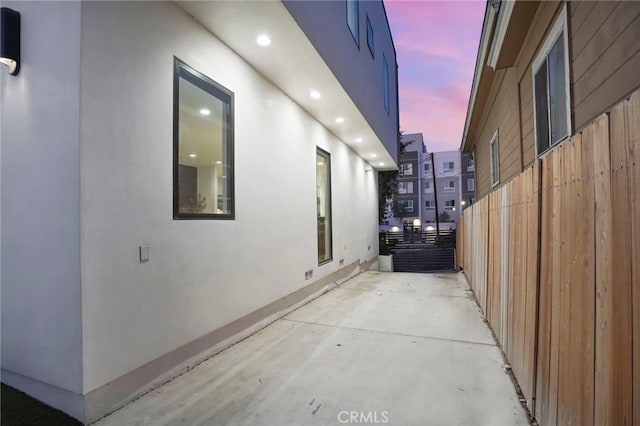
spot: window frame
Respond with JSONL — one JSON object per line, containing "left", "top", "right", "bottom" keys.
{"left": 532, "top": 4, "right": 571, "bottom": 157}
{"left": 425, "top": 200, "right": 435, "bottom": 210}
{"left": 366, "top": 14, "right": 374, "bottom": 58}
{"left": 444, "top": 180, "right": 455, "bottom": 192}
{"left": 173, "top": 57, "right": 235, "bottom": 220}
{"left": 400, "top": 163, "right": 413, "bottom": 176}
{"left": 424, "top": 180, "right": 433, "bottom": 193}
{"left": 398, "top": 181, "right": 413, "bottom": 194}
{"left": 316, "top": 147, "right": 333, "bottom": 266}
{"left": 403, "top": 199, "right": 414, "bottom": 213}
{"left": 444, "top": 199, "right": 456, "bottom": 211}
{"left": 467, "top": 178, "right": 475, "bottom": 192}
{"left": 346, "top": 0, "right": 359, "bottom": 48}
{"left": 383, "top": 54, "right": 390, "bottom": 114}
{"left": 443, "top": 161, "right": 454, "bottom": 173}
{"left": 490, "top": 130, "right": 500, "bottom": 187}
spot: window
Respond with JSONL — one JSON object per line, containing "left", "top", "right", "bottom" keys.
{"left": 366, "top": 15, "right": 374, "bottom": 57}
{"left": 402, "top": 200, "right": 414, "bottom": 212}
{"left": 424, "top": 180, "right": 433, "bottom": 193}
{"left": 424, "top": 162, "right": 432, "bottom": 173}
{"left": 490, "top": 131, "right": 499, "bottom": 186}
{"left": 467, "top": 158, "right": 475, "bottom": 172}
{"left": 383, "top": 54, "right": 390, "bottom": 113}
{"left": 467, "top": 178, "right": 475, "bottom": 191}
{"left": 174, "top": 58, "right": 234, "bottom": 219}
{"left": 317, "top": 148, "right": 332, "bottom": 265}
{"left": 400, "top": 163, "right": 413, "bottom": 176}
{"left": 444, "top": 180, "right": 455, "bottom": 192}
{"left": 444, "top": 200, "right": 456, "bottom": 211}
{"left": 398, "top": 181, "right": 413, "bottom": 194}
{"left": 532, "top": 4, "right": 570, "bottom": 156}
{"left": 425, "top": 200, "right": 435, "bottom": 210}
{"left": 443, "top": 161, "right": 454, "bottom": 173}
{"left": 347, "top": 0, "right": 359, "bottom": 47}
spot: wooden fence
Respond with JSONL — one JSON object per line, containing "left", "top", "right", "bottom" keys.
{"left": 458, "top": 90, "right": 640, "bottom": 425}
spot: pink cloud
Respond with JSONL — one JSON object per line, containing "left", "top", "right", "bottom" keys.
{"left": 385, "top": 0, "right": 485, "bottom": 151}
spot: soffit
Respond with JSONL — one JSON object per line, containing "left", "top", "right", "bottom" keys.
{"left": 177, "top": 1, "right": 397, "bottom": 170}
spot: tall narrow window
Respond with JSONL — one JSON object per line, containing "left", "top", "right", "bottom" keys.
{"left": 490, "top": 131, "right": 499, "bottom": 187}
{"left": 532, "top": 5, "right": 570, "bottom": 156}
{"left": 346, "top": 0, "right": 359, "bottom": 47}
{"left": 366, "top": 15, "right": 374, "bottom": 57}
{"left": 317, "top": 148, "right": 332, "bottom": 265}
{"left": 174, "top": 58, "right": 234, "bottom": 219}
{"left": 467, "top": 178, "right": 475, "bottom": 191}
{"left": 383, "top": 54, "right": 390, "bottom": 113}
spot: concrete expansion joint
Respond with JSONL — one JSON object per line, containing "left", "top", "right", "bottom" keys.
{"left": 281, "top": 317, "right": 497, "bottom": 348}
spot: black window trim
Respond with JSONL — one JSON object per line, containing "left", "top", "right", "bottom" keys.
{"left": 346, "top": 0, "right": 360, "bottom": 48}
{"left": 317, "top": 147, "right": 333, "bottom": 266}
{"left": 366, "top": 14, "right": 374, "bottom": 58}
{"left": 173, "top": 57, "right": 235, "bottom": 220}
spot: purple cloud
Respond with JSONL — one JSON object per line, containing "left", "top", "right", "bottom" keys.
{"left": 385, "top": 0, "right": 485, "bottom": 152}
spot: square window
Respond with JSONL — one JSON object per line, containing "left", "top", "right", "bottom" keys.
{"left": 347, "top": 0, "right": 359, "bottom": 47}
{"left": 366, "top": 15, "right": 374, "bottom": 57}
{"left": 425, "top": 200, "right": 435, "bottom": 210}
{"left": 443, "top": 161, "right": 454, "bottom": 172}
{"left": 400, "top": 163, "right": 413, "bottom": 176}
{"left": 424, "top": 181, "right": 433, "bottom": 193}
{"left": 398, "top": 181, "right": 413, "bottom": 194}
{"left": 174, "top": 58, "right": 234, "bottom": 220}
{"left": 403, "top": 200, "right": 414, "bottom": 212}
{"left": 424, "top": 163, "right": 432, "bottom": 173}
{"left": 533, "top": 5, "right": 570, "bottom": 156}
{"left": 444, "top": 200, "right": 456, "bottom": 211}
{"left": 444, "top": 180, "right": 455, "bottom": 192}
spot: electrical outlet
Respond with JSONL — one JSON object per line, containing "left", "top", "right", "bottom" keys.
{"left": 139, "top": 245, "right": 149, "bottom": 263}
{"left": 339, "top": 259, "right": 344, "bottom": 266}
{"left": 305, "top": 269, "right": 313, "bottom": 280}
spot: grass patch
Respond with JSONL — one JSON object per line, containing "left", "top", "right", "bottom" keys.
{"left": 1, "top": 383, "right": 81, "bottom": 426}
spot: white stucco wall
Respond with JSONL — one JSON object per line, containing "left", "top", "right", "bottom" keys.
{"left": 80, "top": 1, "right": 379, "bottom": 393}
{"left": 1, "top": 0, "right": 83, "bottom": 403}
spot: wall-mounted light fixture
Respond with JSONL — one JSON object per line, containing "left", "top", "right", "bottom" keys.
{"left": 1, "top": 7, "right": 20, "bottom": 76}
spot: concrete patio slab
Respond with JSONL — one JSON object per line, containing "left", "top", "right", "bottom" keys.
{"left": 94, "top": 272, "right": 530, "bottom": 426}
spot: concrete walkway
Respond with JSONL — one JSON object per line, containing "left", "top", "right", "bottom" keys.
{"left": 95, "top": 272, "right": 530, "bottom": 426}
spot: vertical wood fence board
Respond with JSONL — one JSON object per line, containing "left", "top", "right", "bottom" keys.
{"left": 548, "top": 142, "right": 565, "bottom": 426}
{"left": 567, "top": 134, "right": 584, "bottom": 426}
{"left": 603, "top": 101, "right": 633, "bottom": 425}
{"left": 626, "top": 91, "right": 640, "bottom": 426}
{"left": 580, "top": 118, "right": 597, "bottom": 426}
{"left": 525, "top": 162, "right": 540, "bottom": 411}
{"left": 594, "top": 113, "right": 614, "bottom": 426}
{"left": 536, "top": 153, "right": 553, "bottom": 424}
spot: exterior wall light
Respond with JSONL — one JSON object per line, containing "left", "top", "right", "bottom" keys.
{"left": 1, "top": 7, "right": 20, "bottom": 76}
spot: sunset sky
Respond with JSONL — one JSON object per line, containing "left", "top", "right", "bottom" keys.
{"left": 385, "top": 0, "right": 486, "bottom": 152}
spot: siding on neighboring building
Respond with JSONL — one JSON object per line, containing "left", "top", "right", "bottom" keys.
{"left": 465, "top": 1, "right": 640, "bottom": 200}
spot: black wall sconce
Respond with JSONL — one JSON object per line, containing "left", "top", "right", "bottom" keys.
{"left": 1, "top": 7, "right": 20, "bottom": 76}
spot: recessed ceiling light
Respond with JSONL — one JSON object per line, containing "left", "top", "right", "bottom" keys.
{"left": 317, "top": 162, "right": 324, "bottom": 166}
{"left": 310, "top": 90, "right": 321, "bottom": 99}
{"left": 199, "top": 108, "right": 211, "bottom": 116}
{"left": 355, "top": 137, "right": 363, "bottom": 142}
{"left": 256, "top": 35, "right": 271, "bottom": 46}
{"left": 379, "top": 162, "right": 385, "bottom": 166}
{"left": 335, "top": 117, "right": 345, "bottom": 123}
{"left": 216, "top": 161, "right": 222, "bottom": 164}
{"left": 189, "top": 153, "right": 197, "bottom": 158}
{"left": 371, "top": 154, "right": 377, "bottom": 158}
